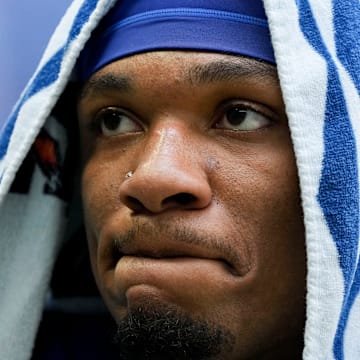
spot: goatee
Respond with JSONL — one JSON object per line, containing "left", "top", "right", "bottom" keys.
{"left": 113, "top": 306, "right": 234, "bottom": 360}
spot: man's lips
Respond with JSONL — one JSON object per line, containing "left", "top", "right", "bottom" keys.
{"left": 109, "top": 230, "right": 249, "bottom": 276}
{"left": 97, "top": 219, "right": 252, "bottom": 309}
{"left": 113, "top": 255, "right": 242, "bottom": 307}
{"left": 112, "top": 242, "right": 246, "bottom": 278}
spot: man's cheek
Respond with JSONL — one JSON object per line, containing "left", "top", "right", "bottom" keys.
{"left": 82, "top": 162, "right": 115, "bottom": 224}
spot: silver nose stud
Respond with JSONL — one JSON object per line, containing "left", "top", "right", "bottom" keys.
{"left": 125, "top": 171, "right": 134, "bottom": 179}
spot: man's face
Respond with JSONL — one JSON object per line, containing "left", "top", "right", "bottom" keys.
{"left": 78, "top": 51, "right": 306, "bottom": 359}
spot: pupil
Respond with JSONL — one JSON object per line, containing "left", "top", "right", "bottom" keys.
{"left": 227, "top": 107, "right": 247, "bottom": 125}
{"left": 104, "top": 111, "right": 122, "bottom": 130}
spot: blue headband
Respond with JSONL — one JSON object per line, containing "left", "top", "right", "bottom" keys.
{"left": 78, "top": 0, "right": 275, "bottom": 81}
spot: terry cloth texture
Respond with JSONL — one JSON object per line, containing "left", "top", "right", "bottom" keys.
{"left": 0, "top": 0, "right": 359, "bottom": 359}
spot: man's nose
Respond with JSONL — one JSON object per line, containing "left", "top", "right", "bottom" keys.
{"left": 119, "top": 126, "right": 212, "bottom": 213}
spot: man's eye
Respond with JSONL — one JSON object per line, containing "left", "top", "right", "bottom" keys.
{"left": 95, "top": 107, "right": 142, "bottom": 136}
{"left": 216, "top": 105, "right": 271, "bottom": 131}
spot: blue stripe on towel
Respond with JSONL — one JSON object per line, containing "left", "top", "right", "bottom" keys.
{"left": 0, "top": 0, "right": 98, "bottom": 164}
{"left": 297, "top": 1, "right": 359, "bottom": 359}
{"left": 333, "top": 0, "right": 360, "bottom": 94}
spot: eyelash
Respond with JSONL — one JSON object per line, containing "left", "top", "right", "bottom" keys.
{"left": 86, "top": 100, "right": 276, "bottom": 137}
{"left": 88, "top": 107, "right": 141, "bottom": 134}
{"left": 212, "top": 98, "right": 279, "bottom": 134}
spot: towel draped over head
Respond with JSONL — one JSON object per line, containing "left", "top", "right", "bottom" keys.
{"left": 1, "top": 0, "right": 360, "bottom": 359}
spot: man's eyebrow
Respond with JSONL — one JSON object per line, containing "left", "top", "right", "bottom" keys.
{"left": 79, "top": 58, "right": 278, "bottom": 100}
{"left": 79, "top": 73, "right": 133, "bottom": 100}
{"left": 187, "top": 58, "right": 278, "bottom": 85}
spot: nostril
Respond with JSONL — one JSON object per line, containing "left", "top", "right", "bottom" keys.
{"left": 126, "top": 196, "right": 146, "bottom": 211}
{"left": 163, "top": 192, "right": 197, "bottom": 206}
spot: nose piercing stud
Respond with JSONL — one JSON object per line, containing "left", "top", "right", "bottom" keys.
{"left": 125, "top": 171, "right": 134, "bottom": 179}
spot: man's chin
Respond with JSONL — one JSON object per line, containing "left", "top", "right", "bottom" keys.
{"left": 113, "top": 305, "right": 234, "bottom": 360}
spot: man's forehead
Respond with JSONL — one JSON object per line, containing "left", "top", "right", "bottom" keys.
{"left": 80, "top": 52, "right": 278, "bottom": 100}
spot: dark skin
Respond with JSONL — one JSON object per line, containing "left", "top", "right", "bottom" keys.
{"left": 77, "top": 51, "right": 306, "bottom": 359}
